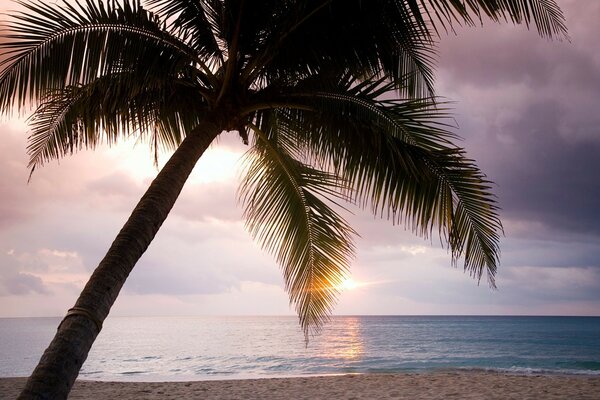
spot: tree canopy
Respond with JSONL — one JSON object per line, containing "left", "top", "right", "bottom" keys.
{"left": 0, "top": 0, "right": 567, "bottom": 340}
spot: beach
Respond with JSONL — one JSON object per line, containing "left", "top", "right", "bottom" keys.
{"left": 2, "top": 372, "right": 599, "bottom": 399}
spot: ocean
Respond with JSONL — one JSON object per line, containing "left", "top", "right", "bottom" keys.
{"left": 1, "top": 316, "right": 599, "bottom": 381}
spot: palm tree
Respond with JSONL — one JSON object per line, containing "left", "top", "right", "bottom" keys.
{"left": 0, "top": 0, "right": 566, "bottom": 398}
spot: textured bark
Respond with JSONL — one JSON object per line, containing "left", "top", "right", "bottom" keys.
{"left": 18, "top": 122, "right": 222, "bottom": 400}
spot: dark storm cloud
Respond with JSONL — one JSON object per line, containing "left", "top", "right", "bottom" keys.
{"left": 501, "top": 235, "right": 600, "bottom": 269}
{"left": 440, "top": 26, "right": 600, "bottom": 93}
{"left": 500, "top": 265, "right": 600, "bottom": 303}
{"left": 498, "top": 100, "right": 600, "bottom": 235}
{"left": 437, "top": 1, "right": 600, "bottom": 239}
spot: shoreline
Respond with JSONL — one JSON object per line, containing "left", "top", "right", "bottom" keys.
{"left": 12, "top": 366, "right": 600, "bottom": 383}
{"left": 3, "top": 371, "right": 599, "bottom": 399}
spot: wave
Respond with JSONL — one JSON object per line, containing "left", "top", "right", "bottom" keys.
{"left": 457, "top": 366, "right": 600, "bottom": 376}
{"left": 555, "top": 361, "right": 600, "bottom": 371}
{"left": 119, "top": 370, "right": 149, "bottom": 375}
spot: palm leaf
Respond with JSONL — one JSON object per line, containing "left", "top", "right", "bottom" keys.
{"left": 416, "top": 0, "right": 568, "bottom": 39}
{"left": 0, "top": 0, "right": 566, "bottom": 342}
{"left": 254, "top": 73, "right": 501, "bottom": 286}
{"left": 239, "top": 115, "right": 355, "bottom": 340}
{"left": 0, "top": 0, "right": 208, "bottom": 111}
{"left": 27, "top": 71, "right": 207, "bottom": 172}
{"left": 241, "top": 0, "right": 438, "bottom": 98}
{"left": 147, "top": 0, "right": 224, "bottom": 66}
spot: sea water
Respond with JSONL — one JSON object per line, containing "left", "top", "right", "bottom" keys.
{"left": 1, "top": 316, "right": 599, "bottom": 380}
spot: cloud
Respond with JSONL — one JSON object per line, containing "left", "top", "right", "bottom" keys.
{"left": 86, "top": 172, "right": 145, "bottom": 208}
{"left": 122, "top": 217, "right": 282, "bottom": 296}
{"left": 0, "top": 246, "right": 90, "bottom": 297}
{"left": 170, "top": 180, "right": 242, "bottom": 223}
{"left": 436, "top": 4, "right": 600, "bottom": 240}
{"left": 0, "top": 124, "right": 37, "bottom": 227}
{"left": 423, "top": 7, "right": 600, "bottom": 313}
{"left": 486, "top": 99, "right": 600, "bottom": 236}
{"left": 0, "top": 272, "right": 49, "bottom": 296}
{"left": 500, "top": 265, "right": 600, "bottom": 302}
{"left": 1, "top": 0, "right": 599, "bottom": 317}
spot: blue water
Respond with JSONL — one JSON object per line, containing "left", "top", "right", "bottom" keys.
{"left": 1, "top": 316, "right": 599, "bottom": 380}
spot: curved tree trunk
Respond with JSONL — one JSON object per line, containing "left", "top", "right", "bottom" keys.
{"left": 18, "top": 121, "right": 222, "bottom": 400}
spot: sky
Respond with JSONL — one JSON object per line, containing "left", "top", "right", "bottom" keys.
{"left": 1, "top": 0, "right": 599, "bottom": 319}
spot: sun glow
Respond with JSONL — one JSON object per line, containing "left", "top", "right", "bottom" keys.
{"left": 338, "top": 277, "right": 359, "bottom": 291}
{"left": 108, "top": 137, "right": 245, "bottom": 184}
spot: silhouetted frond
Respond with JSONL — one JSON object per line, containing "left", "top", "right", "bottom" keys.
{"left": 255, "top": 73, "right": 501, "bottom": 287}
{"left": 240, "top": 116, "right": 355, "bottom": 340}
{"left": 0, "top": 0, "right": 206, "bottom": 112}
{"left": 27, "top": 73, "right": 206, "bottom": 171}
{"left": 415, "top": 0, "right": 568, "bottom": 39}
{"left": 0, "top": 0, "right": 567, "bottom": 339}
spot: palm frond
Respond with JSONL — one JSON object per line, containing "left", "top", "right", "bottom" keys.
{"left": 147, "top": 0, "right": 224, "bottom": 66}
{"left": 417, "top": 0, "right": 568, "bottom": 39}
{"left": 241, "top": 0, "right": 567, "bottom": 97}
{"left": 27, "top": 72, "right": 207, "bottom": 173}
{"left": 0, "top": 0, "right": 564, "bottom": 340}
{"left": 239, "top": 0, "right": 437, "bottom": 98}
{"left": 0, "top": 0, "right": 208, "bottom": 112}
{"left": 255, "top": 74, "right": 501, "bottom": 286}
{"left": 239, "top": 116, "right": 355, "bottom": 340}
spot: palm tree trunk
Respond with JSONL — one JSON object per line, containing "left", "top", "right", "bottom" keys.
{"left": 18, "top": 121, "right": 222, "bottom": 400}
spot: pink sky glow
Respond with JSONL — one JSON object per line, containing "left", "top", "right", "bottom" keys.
{"left": 1, "top": 0, "right": 599, "bottom": 318}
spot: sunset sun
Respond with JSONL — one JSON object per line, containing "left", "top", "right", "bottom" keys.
{"left": 339, "top": 277, "right": 359, "bottom": 291}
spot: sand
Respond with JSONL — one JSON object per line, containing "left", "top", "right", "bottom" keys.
{"left": 2, "top": 371, "right": 599, "bottom": 399}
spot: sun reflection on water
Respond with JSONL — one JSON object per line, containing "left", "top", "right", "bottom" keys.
{"left": 322, "top": 317, "right": 364, "bottom": 361}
